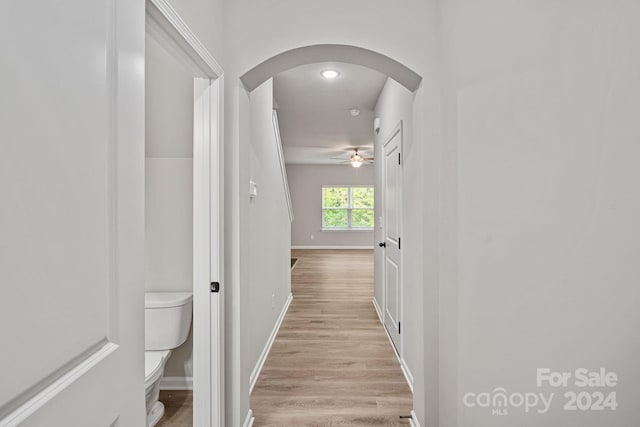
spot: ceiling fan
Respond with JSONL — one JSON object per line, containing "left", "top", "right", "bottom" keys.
{"left": 332, "top": 148, "right": 374, "bottom": 168}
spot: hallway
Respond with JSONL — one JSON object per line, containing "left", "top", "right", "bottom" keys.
{"left": 251, "top": 249, "right": 412, "bottom": 426}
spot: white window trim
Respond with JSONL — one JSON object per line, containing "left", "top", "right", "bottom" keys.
{"left": 321, "top": 185, "right": 374, "bottom": 231}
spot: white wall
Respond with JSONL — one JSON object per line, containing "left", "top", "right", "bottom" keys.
{"left": 145, "top": 34, "right": 193, "bottom": 159}
{"left": 439, "top": 1, "right": 640, "bottom": 425}
{"left": 373, "top": 77, "right": 423, "bottom": 396}
{"left": 145, "top": 33, "right": 194, "bottom": 380}
{"left": 145, "top": 160, "right": 193, "bottom": 290}
{"left": 223, "top": 1, "right": 441, "bottom": 425}
{"left": 245, "top": 78, "right": 292, "bottom": 395}
{"left": 287, "top": 164, "right": 374, "bottom": 248}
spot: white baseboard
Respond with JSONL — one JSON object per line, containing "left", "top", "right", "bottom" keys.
{"left": 243, "top": 409, "right": 254, "bottom": 427}
{"left": 371, "top": 299, "right": 414, "bottom": 392}
{"left": 291, "top": 245, "right": 374, "bottom": 249}
{"left": 249, "top": 293, "right": 293, "bottom": 393}
{"left": 409, "top": 410, "right": 421, "bottom": 427}
{"left": 372, "top": 297, "right": 383, "bottom": 322}
{"left": 160, "top": 376, "right": 193, "bottom": 390}
{"left": 400, "top": 358, "right": 415, "bottom": 392}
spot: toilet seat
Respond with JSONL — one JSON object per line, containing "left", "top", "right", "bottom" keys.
{"left": 145, "top": 350, "right": 171, "bottom": 387}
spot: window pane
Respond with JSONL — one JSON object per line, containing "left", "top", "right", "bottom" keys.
{"left": 352, "top": 187, "right": 374, "bottom": 208}
{"left": 323, "top": 209, "right": 348, "bottom": 227}
{"left": 352, "top": 209, "right": 374, "bottom": 228}
{"left": 323, "top": 187, "right": 348, "bottom": 208}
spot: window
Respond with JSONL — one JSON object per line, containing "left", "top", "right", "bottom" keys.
{"left": 322, "top": 186, "right": 374, "bottom": 230}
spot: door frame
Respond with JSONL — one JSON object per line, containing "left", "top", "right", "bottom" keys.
{"left": 146, "top": 1, "right": 224, "bottom": 425}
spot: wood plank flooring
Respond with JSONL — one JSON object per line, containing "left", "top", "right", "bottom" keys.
{"left": 251, "top": 249, "right": 413, "bottom": 426}
{"left": 156, "top": 390, "right": 192, "bottom": 427}
{"left": 153, "top": 250, "right": 412, "bottom": 426}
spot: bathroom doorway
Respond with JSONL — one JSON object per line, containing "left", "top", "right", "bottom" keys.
{"left": 145, "top": 1, "right": 224, "bottom": 426}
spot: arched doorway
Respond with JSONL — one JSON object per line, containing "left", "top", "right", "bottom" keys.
{"left": 230, "top": 43, "right": 423, "bottom": 426}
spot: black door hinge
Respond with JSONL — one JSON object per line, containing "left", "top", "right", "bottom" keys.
{"left": 398, "top": 152, "right": 401, "bottom": 165}
{"left": 399, "top": 321, "right": 401, "bottom": 334}
{"left": 210, "top": 282, "right": 220, "bottom": 293}
{"left": 398, "top": 237, "right": 401, "bottom": 250}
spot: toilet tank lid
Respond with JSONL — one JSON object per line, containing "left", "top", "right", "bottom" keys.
{"left": 145, "top": 292, "right": 193, "bottom": 308}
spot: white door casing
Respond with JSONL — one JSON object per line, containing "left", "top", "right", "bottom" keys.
{"left": 146, "top": 1, "right": 225, "bottom": 426}
{"left": 193, "top": 76, "right": 224, "bottom": 427}
{"left": 382, "top": 122, "right": 403, "bottom": 353}
{"left": 0, "top": 1, "right": 145, "bottom": 426}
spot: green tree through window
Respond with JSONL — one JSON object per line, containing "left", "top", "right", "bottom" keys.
{"left": 322, "top": 186, "right": 374, "bottom": 229}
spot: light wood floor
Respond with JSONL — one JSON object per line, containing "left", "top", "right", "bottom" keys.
{"left": 251, "top": 249, "right": 413, "bottom": 426}
{"left": 156, "top": 390, "right": 192, "bottom": 427}
{"left": 153, "top": 250, "right": 412, "bottom": 426}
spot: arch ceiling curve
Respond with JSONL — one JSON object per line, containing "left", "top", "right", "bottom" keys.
{"left": 240, "top": 44, "right": 422, "bottom": 92}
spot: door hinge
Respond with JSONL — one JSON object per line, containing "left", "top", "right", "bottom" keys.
{"left": 399, "top": 321, "right": 401, "bottom": 334}
{"left": 398, "top": 237, "right": 401, "bottom": 250}
{"left": 398, "top": 152, "right": 401, "bottom": 165}
{"left": 210, "top": 281, "right": 220, "bottom": 293}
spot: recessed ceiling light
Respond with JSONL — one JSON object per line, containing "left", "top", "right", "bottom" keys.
{"left": 321, "top": 69, "right": 340, "bottom": 80}
{"left": 349, "top": 108, "right": 360, "bottom": 117}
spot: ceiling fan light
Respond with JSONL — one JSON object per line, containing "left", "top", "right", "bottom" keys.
{"left": 350, "top": 150, "right": 365, "bottom": 167}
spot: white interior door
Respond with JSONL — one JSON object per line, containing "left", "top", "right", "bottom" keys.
{"left": 382, "top": 123, "right": 403, "bottom": 352}
{"left": 0, "top": 1, "right": 145, "bottom": 426}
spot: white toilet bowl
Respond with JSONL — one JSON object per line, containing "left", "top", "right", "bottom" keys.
{"left": 144, "top": 350, "right": 171, "bottom": 427}
{"left": 144, "top": 292, "right": 192, "bottom": 427}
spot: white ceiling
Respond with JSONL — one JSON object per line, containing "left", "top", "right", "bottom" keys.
{"left": 273, "top": 62, "right": 387, "bottom": 165}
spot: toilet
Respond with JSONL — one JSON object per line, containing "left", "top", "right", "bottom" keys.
{"left": 144, "top": 292, "right": 193, "bottom": 427}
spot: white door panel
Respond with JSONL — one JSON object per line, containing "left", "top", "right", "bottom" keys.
{"left": 385, "top": 147, "right": 399, "bottom": 242}
{"left": 0, "top": 0, "right": 144, "bottom": 425}
{"left": 382, "top": 123, "right": 403, "bottom": 352}
{"left": 385, "top": 258, "right": 400, "bottom": 329}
